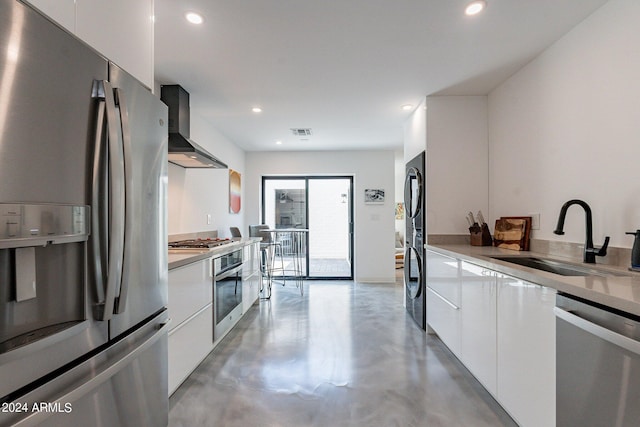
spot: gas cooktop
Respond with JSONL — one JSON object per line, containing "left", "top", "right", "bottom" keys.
{"left": 168, "top": 238, "right": 232, "bottom": 249}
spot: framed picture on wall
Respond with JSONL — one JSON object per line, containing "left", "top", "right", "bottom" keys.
{"left": 229, "top": 169, "right": 241, "bottom": 213}
{"left": 364, "top": 188, "right": 385, "bottom": 204}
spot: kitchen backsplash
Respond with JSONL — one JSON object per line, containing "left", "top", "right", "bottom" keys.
{"left": 168, "top": 230, "right": 218, "bottom": 243}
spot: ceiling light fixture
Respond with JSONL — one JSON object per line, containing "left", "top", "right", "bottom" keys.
{"left": 252, "top": 107, "right": 262, "bottom": 113}
{"left": 465, "top": 0, "right": 486, "bottom": 16}
{"left": 185, "top": 12, "right": 204, "bottom": 24}
{"left": 276, "top": 140, "right": 282, "bottom": 145}
{"left": 401, "top": 104, "right": 413, "bottom": 111}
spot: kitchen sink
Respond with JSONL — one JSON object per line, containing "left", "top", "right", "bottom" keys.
{"left": 490, "top": 256, "right": 629, "bottom": 277}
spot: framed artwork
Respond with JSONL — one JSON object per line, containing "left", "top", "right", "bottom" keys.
{"left": 364, "top": 188, "right": 385, "bottom": 204}
{"left": 229, "top": 169, "right": 241, "bottom": 213}
{"left": 395, "top": 202, "right": 404, "bottom": 219}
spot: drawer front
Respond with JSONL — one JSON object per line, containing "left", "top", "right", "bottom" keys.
{"left": 169, "top": 259, "right": 212, "bottom": 328}
{"left": 427, "top": 286, "right": 461, "bottom": 357}
{"left": 426, "top": 250, "right": 460, "bottom": 306}
{"left": 168, "top": 304, "right": 213, "bottom": 395}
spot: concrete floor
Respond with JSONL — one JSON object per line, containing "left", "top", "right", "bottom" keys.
{"left": 169, "top": 279, "right": 517, "bottom": 427}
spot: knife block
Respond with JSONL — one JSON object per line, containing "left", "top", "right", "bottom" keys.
{"left": 470, "top": 224, "right": 493, "bottom": 246}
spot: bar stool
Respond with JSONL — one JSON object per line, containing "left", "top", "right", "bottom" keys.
{"left": 249, "top": 225, "right": 285, "bottom": 298}
{"left": 229, "top": 227, "right": 242, "bottom": 238}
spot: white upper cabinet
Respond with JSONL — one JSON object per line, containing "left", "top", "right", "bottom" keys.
{"left": 25, "top": 0, "right": 154, "bottom": 89}
{"left": 24, "top": 0, "right": 75, "bottom": 32}
{"left": 76, "top": 0, "right": 154, "bottom": 88}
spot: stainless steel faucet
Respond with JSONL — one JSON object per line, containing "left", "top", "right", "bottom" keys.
{"left": 553, "top": 199, "right": 609, "bottom": 264}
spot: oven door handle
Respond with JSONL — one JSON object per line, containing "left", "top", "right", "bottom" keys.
{"left": 554, "top": 307, "right": 640, "bottom": 356}
{"left": 215, "top": 263, "right": 243, "bottom": 281}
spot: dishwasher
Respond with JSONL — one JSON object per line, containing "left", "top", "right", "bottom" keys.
{"left": 555, "top": 293, "right": 640, "bottom": 427}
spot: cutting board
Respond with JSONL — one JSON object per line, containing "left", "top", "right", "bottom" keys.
{"left": 494, "top": 217, "right": 531, "bottom": 251}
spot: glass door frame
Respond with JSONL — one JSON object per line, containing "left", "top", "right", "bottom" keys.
{"left": 261, "top": 175, "right": 354, "bottom": 280}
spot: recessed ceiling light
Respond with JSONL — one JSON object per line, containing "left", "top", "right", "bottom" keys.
{"left": 401, "top": 104, "right": 413, "bottom": 111}
{"left": 252, "top": 107, "right": 263, "bottom": 113}
{"left": 275, "top": 140, "right": 282, "bottom": 145}
{"left": 465, "top": 1, "right": 486, "bottom": 16}
{"left": 185, "top": 12, "right": 203, "bottom": 24}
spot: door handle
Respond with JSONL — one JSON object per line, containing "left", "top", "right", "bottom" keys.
{"left": 92, "top": 80, "right": 125, "bottom": 321}
{"left": 113, "top": 87, "right": 132, "bottom": 315}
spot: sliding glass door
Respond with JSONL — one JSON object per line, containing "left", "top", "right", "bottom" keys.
{"left": 262, "top": 176, "right": 353, "bottom": 279}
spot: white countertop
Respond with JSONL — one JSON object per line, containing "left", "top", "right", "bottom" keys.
{"left": 426, "top": 244, "right": 640, "bottom": 316}
{"left": 168, "top": 238, "right": 261, "bottom": 270}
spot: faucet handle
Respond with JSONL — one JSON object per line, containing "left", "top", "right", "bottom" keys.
{"left": 596, "top": 236, "right": 610, "bottom": 257}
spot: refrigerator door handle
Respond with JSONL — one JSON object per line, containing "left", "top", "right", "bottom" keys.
{"left": 92, "top": 80, "right": 125, "bottom": 321}
{"left": 91, "top": 92, "right": 107, "bottom": 306}
{"left": 113, "top": 87, "right": 133, "bottom": 315}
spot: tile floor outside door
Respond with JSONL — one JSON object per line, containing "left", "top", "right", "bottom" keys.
{"left": 169, "top": 276, "right": 517, "bottom": 427}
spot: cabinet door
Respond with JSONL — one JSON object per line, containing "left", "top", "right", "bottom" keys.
{"left": 460, "top": 262, "right": 497, "bottom": 395}
{"left": 168, "top": 304, "right": 213, "bottom": 396}
{"left": 497, "top": 274, "right": 556, "bottom": 427}
{"left": 242, "top": 273, "right": 260, "bottom": 313}
{"left": 75, "top": 0, "right": 154, "bottom": 88}
{"left": 24, "top": 0, "right": 76, "bottom": 32}
{"left": 168, "top": 259, "right": 212, "bottom": 328}
{"left": 426, "top": 250, "right": 460, "bottom": 306}
{"left": 242, "top": 243, "right": 261, "bottom": 312}
{"left": 426, "top": 287, "right": 461, "bottom": 356}
{"left": 242, "top": 243, "right": 259, "bottom": 278}
{"left": 425, "top": 250, "right": 461, "bottom": 356}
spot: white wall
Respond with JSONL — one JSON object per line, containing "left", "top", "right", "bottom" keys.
{"left": 245, "top": 150, "right": 396, "bottom": 283}
{"left": 488, "top": 0, "right": 640, "bottom": 248}
{"left": 404, "top": 98, "right": 427, "bottom": 163}
{"left": 425, "top": 96, "right": 489, "bottom": 235}
{"left": 394, "top": 149, "right": 405, "bottom": 240}
{"left": 168, "top": 110, "right": 246, "bottom": 237}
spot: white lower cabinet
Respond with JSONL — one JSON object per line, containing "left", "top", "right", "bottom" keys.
{"left": 497, "top": 274, "right": 556, "bottom": 427}
{"left": 426, "top": 287, "right": 461, "bottom": 356}
{"left": 168, "top": 304, "right": 213, "bottom": 395}
{"left": 426, "top": 250, "right": 556, "bottom": 427}
{"left": 426, "top": 250, "right": 461, "bottom": 357}
{"left": 168, "top": 242, "right": 261, "bottom": 396}
{"left": 243, "top": 242, "right": 260, "bottom": 313}
{"left": 460, "top": 262, "right": 497, "bottom": 395}
{"left": 168, "top": 259, "right": 212, "bottom": 327}
{"left": 168, "top": 258, "right": 214, "bottom": 396}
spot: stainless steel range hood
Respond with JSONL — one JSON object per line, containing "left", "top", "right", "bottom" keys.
{"left": 160, "top": 85, "right": 228, "bottom": 169}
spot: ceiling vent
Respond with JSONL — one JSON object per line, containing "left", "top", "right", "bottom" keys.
{"left": 291, "top": 128, "right": 312, "bottom": 136}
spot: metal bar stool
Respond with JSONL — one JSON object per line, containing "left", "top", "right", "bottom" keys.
{"left": 249, "top": 225, "right": 285, "bottom": 299}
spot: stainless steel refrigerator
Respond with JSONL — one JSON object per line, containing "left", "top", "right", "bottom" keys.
{"left": 0, "top": 1, "right": 169, "bottom": 426}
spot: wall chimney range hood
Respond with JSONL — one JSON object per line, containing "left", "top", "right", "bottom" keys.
{"left": 160, "top": 84, "right": 228, "bottom": 169}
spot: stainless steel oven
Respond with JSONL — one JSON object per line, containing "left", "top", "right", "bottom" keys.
{"left": 555, "top": 293, "right": 640, "bottom": 426}
{"left": 213, "top": 249, "right": 243, "bottom": 340}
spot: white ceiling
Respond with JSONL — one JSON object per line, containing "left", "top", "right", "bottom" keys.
{"left": 154, "top": 0, "right": 609, "bottom": 152}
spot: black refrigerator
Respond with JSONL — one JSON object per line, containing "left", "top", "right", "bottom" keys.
{"left": 404, "top": 152, "right": 426, "bottom": 330}
{"left": 0, "top": 1, "right": 169, "bottom": 425}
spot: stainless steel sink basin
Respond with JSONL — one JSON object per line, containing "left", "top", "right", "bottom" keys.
{"left": 490, "top": 256, "right": 629, "bottom": 277}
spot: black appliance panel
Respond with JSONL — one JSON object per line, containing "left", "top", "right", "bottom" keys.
{"left": 404, "top": 152, "right": 426, "bottom": 330}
